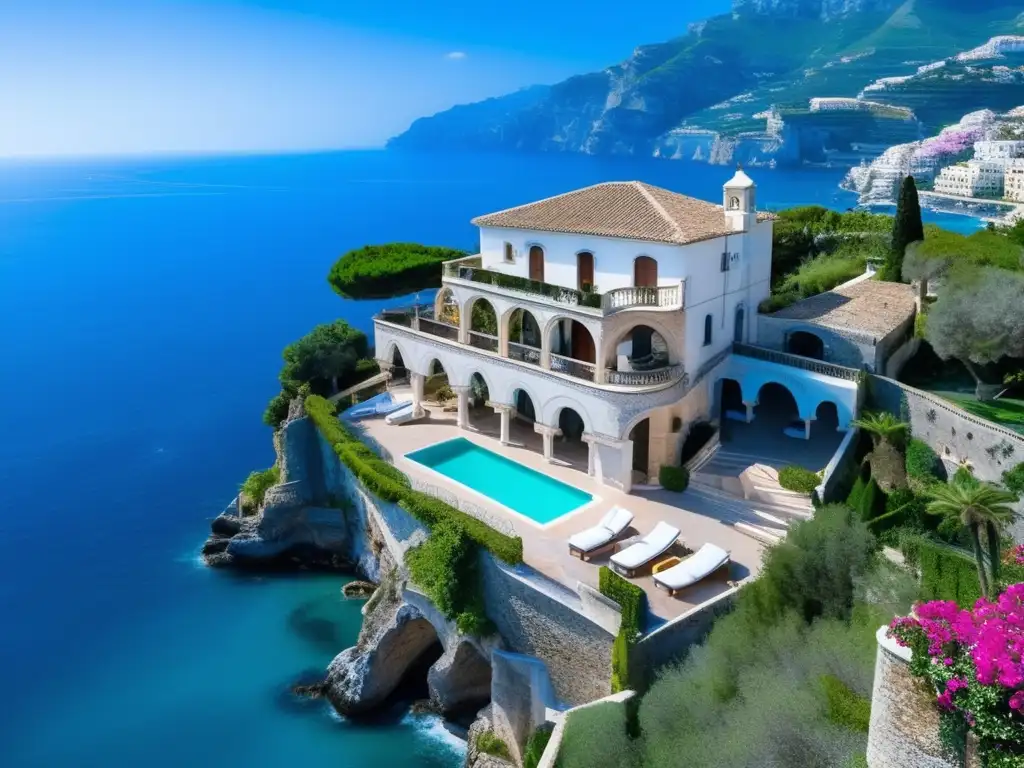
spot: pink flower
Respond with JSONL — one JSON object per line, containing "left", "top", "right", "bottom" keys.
{"left": 1010, "top": 691, "right": 1024, "bottom": 711}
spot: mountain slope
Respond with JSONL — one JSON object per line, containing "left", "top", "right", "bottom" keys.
{"left": 389, "top": 0, "right": 1024, "bottom": 167}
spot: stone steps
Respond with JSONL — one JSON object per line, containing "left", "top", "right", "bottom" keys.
{"left": 734, "top": 521, "right": 786, "bottom": 545}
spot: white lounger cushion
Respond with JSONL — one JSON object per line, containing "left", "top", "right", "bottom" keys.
{"left": 610, "top": 522, "right": 680, "bottom": 572}
{"left": 653, "top": 544, "right": 730, "bottom": 591}
{"left": 567, "top": 507, "right": 634, "bottom": 553}
{"left": 385, "top": 403, "right": 416, "bottom": 425}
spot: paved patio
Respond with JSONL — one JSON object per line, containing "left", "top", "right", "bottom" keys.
{"left": 352, "top": 394, "right": 765, "bottom": 624}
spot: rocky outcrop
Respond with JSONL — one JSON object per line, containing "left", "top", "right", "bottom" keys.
{"left": 465, "top": 705, "right": 516, "bottom": 768}
{"left": 489, "top": 651, "right": 558, "bottom": 766}
{"left": 428, "top": 638, "right": 492, "bottom": 715}
{"left": 323, "top": 599, "right": 442, "bottom": 716}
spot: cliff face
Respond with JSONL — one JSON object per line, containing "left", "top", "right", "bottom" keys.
{"left": 389, "top": 1, "right": 1024, "bottom": 168}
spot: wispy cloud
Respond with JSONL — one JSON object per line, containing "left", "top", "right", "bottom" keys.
{"left": 444, "top": 51, "right": 467, "bottom": 61}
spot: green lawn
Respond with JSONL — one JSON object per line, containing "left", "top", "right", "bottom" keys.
{"left": 940, "top": 392, "right": 1024, "bottom": 435}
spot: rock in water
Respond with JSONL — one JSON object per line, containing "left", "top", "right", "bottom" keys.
{"left": 342, "top": 581, "right": 377, "bottom": 599}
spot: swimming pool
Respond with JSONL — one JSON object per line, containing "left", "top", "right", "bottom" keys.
{"left": 405, "top": 438, "right": 593, "bottom": 525}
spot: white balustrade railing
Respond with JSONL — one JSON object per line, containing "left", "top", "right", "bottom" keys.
{"left": 549, "top": 353, "right": 596, "bottom": 382}
{"left": 601, "top": 282, "right": 684, "bottom": 312}
{"left": 605, "top": 364, "right": 685, "bottom": 387}
{"left": 508, "top": 341, "right": 541, "bottom": 365}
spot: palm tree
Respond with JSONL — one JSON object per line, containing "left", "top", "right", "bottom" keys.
{"left": 851, "top": 411, "right": 908, "bottom": 447}
{"left": 852, "top": 412, "right": 909, "bottom": 492}
{"left": 926, "top": 479, "right": 1019, "bottom": 598}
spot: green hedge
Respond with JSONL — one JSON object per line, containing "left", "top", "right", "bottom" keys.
{"left": 460, "top": 267, "right": 603, "bottom": 309}
{"left": 658, "top": 465, "right": 689, "bottom": 492}
{"left": 599, "top": 567, "right": 647, "bottom": 692}
{"left": 778, "top": 465, "right": 820, "bottom": 494}
{"left": 821, "top": 674, "right": 871, "bottom": 733}
{"left": 305, "top": 395, "right": 523, "bottom": 633}
{"left": 327, "top": 243, "right": 467, "bottom": 299}
{"left": 902, "top": 536, "right": 982, "bottom": 608}
{"left": 905, "top": 439, "right": 942, "bottom": 484}
{"left": 1003, "top": 462, "right": 1024, "bottom": 497}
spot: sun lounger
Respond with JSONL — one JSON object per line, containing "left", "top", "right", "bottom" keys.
{"left": 609, "top": 522, "right": 681, "bottom": 577}
{"left": 343, "top": 392, "right": 410, "bottom": 420}
{"left": 652, "top": 544, "right": 730, "bottom": 596}
{"left": 385, "top": 403, "right": 423, "bottom": 425}
{"left": 567, "top": 507, "right": 634, "bottom": 560}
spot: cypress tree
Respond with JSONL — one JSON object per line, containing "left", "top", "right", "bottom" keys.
{"left": 884, "top": 175, "right": 924, "bottom": 281}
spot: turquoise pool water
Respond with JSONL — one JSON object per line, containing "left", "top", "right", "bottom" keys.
{"left": 405, "top": 438, "right": 593, "bottom": 525}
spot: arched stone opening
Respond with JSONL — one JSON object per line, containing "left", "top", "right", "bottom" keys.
{"left": 787, "top": 330, "right": 825, "bottom": 360}
{"left": 466, "top": 296, "right": 499, "bottom": 353}
{"left": 813, "top": 400, "right": 840, "bottom": 437}
{"left": 434, "top": 287, "right": 459, "bottom": 326}
{"left": 427, "top": 638, "right": 492, "bottom": 717}
{"left": 387, "top": 343, "right": 407, "bottom": 380}
{"left": 513, "top": 388, "right": 537, "bottom": 424}
{"left": 506, "top": 307, "right": 542, "bottom": 365}
{"left": 607, "top": 324, "right": 669, "bottom": 375}
{"left": 629, "top": 417, "right": 651, "bottom": 482}
{"left": 548, "top": 318, "right": 597, "bottom": 381}
{"left": 754, "top": 382, "right": 801, "bottom": 433}
{"left": 467, "top": 372, "right": 492, "bottom": 429}
{"left": 634, "top": 255, "right": 658, "bottom": 288}
{"left": 554, "top": 406, "right": 588, "bottom": 467}
{"left": 425, "top": 358, "right": 452, "bottom": 405}
{"left": 733, "top": 304, "right": 746, "bottom": 344}
{"left": 718, "top": 377, "right": 744, "bottom": 421}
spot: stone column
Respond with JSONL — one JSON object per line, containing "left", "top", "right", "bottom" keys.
{"left": 454, "top": 385, "right": 471, "bottom": 430}
{"left": 540, "top": 335, "right": 552, "bottom": 370}
{"left": 534, "top": 423, "right": 561, "bottom": 463}
{"left": 458, "top": 301, "right": 471, "bottom": 344}
{"left": 411, "top": 372, "right": 426, "bottom": 418}
{"left": 744, "top": 401, "right": 755, "bottom": 423}
{"left": 491, "top": 404, "right": 513, "bottom": 445}
{"left": 620, "top": 439, "right": 634, "bottom": 493}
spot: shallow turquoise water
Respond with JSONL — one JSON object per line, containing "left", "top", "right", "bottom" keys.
{"left": 407, "top": 437, "right": 593, "bottom": 524}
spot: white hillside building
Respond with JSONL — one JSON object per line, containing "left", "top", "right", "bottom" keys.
{"left": 373, "top": 171, "right": 877, "bottom": 492}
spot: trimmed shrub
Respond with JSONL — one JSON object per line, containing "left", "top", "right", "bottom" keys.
{"left": 845, "top": 475, "right": 867, "bottom": 511}
{"left": 475, "top": 730, "right": 511, "bottom": 760}
{"left": 240, "top": 465, "right": 280, "bottom": 514}
{"left": 903, "top": 536, "right": 983, "bottom": 608}
{"left": 778, "top": 465, "right": 820, "bottom": 494}
{"left": 523, "top": 724, "right": 554, "bottom": 768}
{"left": 658, "top": 465, "right": 689, "bottom": 492}
{"left": 599, "top": 567, "right": 647, "bottom": 692}
{"left": 328, "top": 243, "right": 467, "bottom": 299}
{"left": 905, "top": 439, "right": 943, "bottom": 484}
{"left": 821, "top": 674, "right": 871, "bottom": 733}
{"left": 557, "top": 701, "right": 636, "bottom": 768}
{"left": 855, "top": 477, "right": 887, "bottom": 522}
{"left": 1003, "top": 462, "right": 1024, "bottom": 497}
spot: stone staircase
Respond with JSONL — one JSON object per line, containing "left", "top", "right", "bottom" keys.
{"left": 690, "top": 445, "right": 815, "bottom": 546}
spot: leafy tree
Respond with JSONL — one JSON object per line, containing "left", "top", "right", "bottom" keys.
{"left": 883, "top": 175, "right": 924, "bottom": 282}
{"left": 926, "top": 478, "right": 1019, "bottom": 598}
{"left": 924, "top": 267, "right": 1024, "bottom": 398}
{"left": 851, "top": 412, "right": 908, "bottom": 492}
{"left": 279, "top": 320, "right": 369, "bottom": 395}
{"left": 851, "top": 411, "right": 907, "bottom": 447}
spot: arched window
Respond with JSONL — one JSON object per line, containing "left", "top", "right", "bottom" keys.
{"left": 733, "top": 305, "right": 745, "bottom": 344}
{"left": 503, "top": 242, "right": 514, "bottom": 263}
{"left": 633, "top": 256, "right": 657, "bottom": 288}
{"left": 703, "top": 314, "right": 713, "bottom": 347}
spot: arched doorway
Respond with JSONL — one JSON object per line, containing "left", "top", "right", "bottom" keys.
{"left": 608, "top": 324, "right": 669, "bottom": 377}
{"left": 813, "top": 401, "right": 840, "bottom": 437}
{"left": 388, "top": 345, "right": 407, "bottom": 381}
{"left": 718, "top": 378, "right": 744, "bottom": 420}
{"left": 425, "top": 359, "right": 452, "bottom": 407}
{"left": 787, "top": 330, "right": 825, "bottom": 360}
{"left": 548, "top": 319, "right": 596, "bottom": 381}
{"left": 506, "top": 308, "right": 542, "bottom": 365}
{"left": 577, "top": 251, "right": 595, "bottom": 292}
{"left": 555, "top": 407, "right": 588, "bottom": 467}
{"left": 434, "top": 287, "right": 459, "bottom": 326}
{"left": 629, "top": 418, "right": 651, "bottom": 482}
{"left": 529, "top": 245, "right": 545, "bottom": 283}
{"left": 733, "top": 305, "right": 746, "bottom": 344}
{"left": 513, "top": 388, "right": 537, "bottom": 424}
{"left": 754, "top": 382, "right": 800, "bottom": 432}
{"left": 467, "top": 297, "right": 499, "bottom": 352}
{"left": 468, "top": 372, "right": 492, "bottom": 430}
{"left": 634, "top": 256, "right": 657, "bottom": 288}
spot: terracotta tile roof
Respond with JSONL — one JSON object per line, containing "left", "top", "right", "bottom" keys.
{"left": 472, "top": 181, "right": 762, "bottom": 246}
{"left": 768, "top": 277, "right": 916, "bottom": 339}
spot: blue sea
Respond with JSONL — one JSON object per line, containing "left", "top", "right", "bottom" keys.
{"left": 0, "top": 149, "right": 981, "bottom": 768}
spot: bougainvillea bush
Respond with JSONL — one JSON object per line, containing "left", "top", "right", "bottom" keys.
{"left": 889, "top": 586, "right": 1024, "bottom": 766}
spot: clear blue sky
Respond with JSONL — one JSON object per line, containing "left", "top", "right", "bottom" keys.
{"left": 0, "top": 0, "right": 729, "bottom": 156}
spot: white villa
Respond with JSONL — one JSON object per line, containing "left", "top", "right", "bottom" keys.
{"left": 371, "top": 170, "right": 915, "bottom": 497}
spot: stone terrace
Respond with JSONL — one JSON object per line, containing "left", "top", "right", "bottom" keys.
{"left": 353, "top": 397, "right": 765, "bottom": 625}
